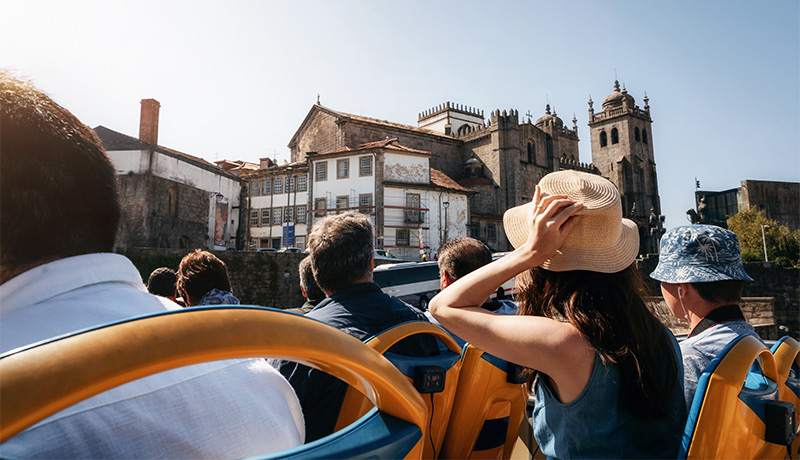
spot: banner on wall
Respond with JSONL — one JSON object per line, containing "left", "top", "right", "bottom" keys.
{"left": 214, "top": 198, "right": 229, "bottom": 248}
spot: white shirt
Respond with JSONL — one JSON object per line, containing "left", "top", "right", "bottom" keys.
{"left": 0, "top": 253, "right": 305, "bottom": 459}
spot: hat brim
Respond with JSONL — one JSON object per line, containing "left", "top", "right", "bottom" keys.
{"left": 503, "top": 201, "right": 639, "bottom": 274}
{"left": 649, "top": 262, "right": 754, "bottom": 284}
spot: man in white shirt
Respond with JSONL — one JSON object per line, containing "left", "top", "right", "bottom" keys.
{"left": 0, "top": 71, "right": 304, "bottom": 458}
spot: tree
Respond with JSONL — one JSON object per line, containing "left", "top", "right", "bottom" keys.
{"left": 727, "top": 208, "right": 800, "bottom": 267}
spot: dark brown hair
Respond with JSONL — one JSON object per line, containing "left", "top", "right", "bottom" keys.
{"left": 0, "top": 71, "right": 120, "bottom": 270}
{"left": 177, "top": 250, "right": 232, "bottom": 305}
{"left": 515, "top": 265, "right": 680, "bottom": 418}
{"left": 307, "top": 212, "right": 373, "bottom": 293}
{"left": 437, "top": 237, "right": 493, "bottom": 282}
{"left": 298, "top": 256, "right": 325, "bottom": 302}
{"left": 692, "top": 280, "right": 744, "bottom": 305}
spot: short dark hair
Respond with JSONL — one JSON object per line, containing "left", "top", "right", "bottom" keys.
{"left": 298, "top": 257, "right": 325, "bottom": 302}
{"left": 176, "top": 250, "right": 232, "bottom": 305}
{"left": 437, "top": 237, "right": 493, "bottom": 282}
{"left": 147, "top": 267, "right": 178, "bottom": 297}
{"left": 308, "top": 212, "right": 373, "bottom": 293}
{"left": 0, "top": 71, "right": 120, "bottom": 270}
{"left": 692, "top": 280, "right": 745, "bottom": 305}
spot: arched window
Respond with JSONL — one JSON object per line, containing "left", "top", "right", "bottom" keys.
{"left": 635, "top": 127, "right": 640, "bottom": 141}
{"left": 457, "top": 124, "right": 469, "bottom": 136}
{"left": 642, "top": 129, "right": 648, "bottom": 144}
{"left": 600, "top": 131, "right": 608, "bottom": 147}
{"left": 611, "top": 128, "right": 619, "bottom": 144}
{"left": 527, "top": 141, "right": 535, "bottom": 163}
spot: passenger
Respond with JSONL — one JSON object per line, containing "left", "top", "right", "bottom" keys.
{"left": 146, "top": 266, "right": 183, "bottom": 305}
{"left": 278, "top": 211, "right": 438, "bottom": 442}
{"left": 287, "top": 257, "right": 325, "bottom": 315}
{"left": 650, "top": 224, "right": 760, "bottom": 409}
{"left": 430, "top": 170, "right": 686, "bottom": 459}
{"left": 0, "top": 71, "right": 304, "bottom": 458}
{"left": 177, "top": 249, "right": 239, "bottom": 306}
{"left": 427, "top": 237, "right": 517, "bottom": 331}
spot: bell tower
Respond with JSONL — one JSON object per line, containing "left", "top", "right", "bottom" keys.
{"left": 588, "top": 81, "right": 663, "bottom": 255}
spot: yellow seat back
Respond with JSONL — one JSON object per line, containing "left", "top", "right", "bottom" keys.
{"left": 681, "top": 334, "right": 787, "bottom": 459}
{"left": 440, "top": 344, "right": 529, "bottom": 460}
{"left": 772, "top": 336, "right": 800, "bottom": 458}
{"left": 0, "top": 307, "right": 428, "bottom": 459}
{"left": 335, "top": 321, "right": 463, "bottom": 459}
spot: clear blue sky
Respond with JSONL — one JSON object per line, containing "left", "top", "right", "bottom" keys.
{"left": 2, "top": 0, "right": 798, "bottom": 229}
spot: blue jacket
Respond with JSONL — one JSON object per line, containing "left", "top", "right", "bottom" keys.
{"left": 278, "top": 282, "right": 437, "bottom": 442}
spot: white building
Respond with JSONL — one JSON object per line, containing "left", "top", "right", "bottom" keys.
{"left": 308, "top": 139, "right": 472, "bottom": 261}
{"left": 244, "top": 160, "right": 310, "bottom": 250}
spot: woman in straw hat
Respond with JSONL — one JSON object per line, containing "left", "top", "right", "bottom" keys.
{"left": 430, "top": 170, "right": 686, "bottom": 459}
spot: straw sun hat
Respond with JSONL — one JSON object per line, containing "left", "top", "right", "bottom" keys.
{"left": 503, "top": 170, "right": 639, "bottom": 273}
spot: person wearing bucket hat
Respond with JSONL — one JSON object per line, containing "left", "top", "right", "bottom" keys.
{"left": 430, "top": 170, "right": 686, "bottom": 459}
{"left": 651, "top": 224, "right": 761, "bottom": 409}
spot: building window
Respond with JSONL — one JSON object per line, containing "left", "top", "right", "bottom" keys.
{"left": 315, "top": 198, "right": 327, "bottom": 217}
{"left": 316, "top": 162, "right": 327, "bottom": 181}
{"left": 642, "top": 129, "right": 648, "bottom": 144}
{"left": 285, "top": 206, "right": 294, "bottom": 222}
{"left": 263, "top": 179, "right": 271, "bottom": 195}
{"left": 600, "top": 131, "right": 608, "bottom": 147}
{"left": 635, "top": 127, "right": 641, "bottom": 142}
{"left": 296, "top": 205, "right": 307, "bottom": 223}
{"left": 336, "top": 195, "right": 349, "bottom": 213}
{"left": 396, "top": 228, "right": 410, "bottom": 246}
{"left": 359, "top": 193, "right": 373, "bottom": 213}
{"left": 288, "top": 176, "right": 295, "bottom": 192}
{"left": 297, "top": 175, "right": 307, "bottom": 191}
{"left": 405, "top": 193, "right": 422, "bottom": 223}
{"left": 527, "top": 142, "right": 534, "bottom": 163}
{"left": 360, "top": 156, "right": 372, "bottom": 176}
{"left": 487, "top": 223, "right": 496, "bottom": 241}
{"left": 470, "top": 222, "right": 480, "bottom": 238}
{"left": 249, "top": 239, "right": 257, "bottom": 250}
{"left": 295, "top": 236, "right": 306, "bottom": 250}
{"left": 250, "top": 210, "right": 259, "bottom": 227}
{"left": 611, "top": 128, "right": 619, "bottom": 144}
{"left": 250, "top": 182, "right": 260, "bottom": 196}
{"left": 274, "top": 177, "right": 283, "bottom": 194}
{"left": 272, "top": 207, "right": 282, "bottom": 225}
{"left": 337, "top": 159, "right": 349, "bottom": 179}
{"left": 261, "top": 208, "right": 270, "bottom": 226}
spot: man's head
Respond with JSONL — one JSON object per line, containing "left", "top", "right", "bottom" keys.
{"left": 298, "top": 257, "right": 325, "bottom": 302}
{"left": 307, "top": 212, "right": 373, "bottom": 294}
{"left": 0, "top": 71, "right": 120, "bottom": 282}
{"left": 437, "top": 237, "right": 493, "bottom": 289}
{"left": 147, "top": 267, "right": 178, "bottom": 298}
{"left": 176, "top": 250, "right": 233, "bottom": 306}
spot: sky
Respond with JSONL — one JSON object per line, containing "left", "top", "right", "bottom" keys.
{"left": 2, "top": 0, "right": 798, "bottom": 229}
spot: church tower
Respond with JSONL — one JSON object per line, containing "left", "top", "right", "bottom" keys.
{"left": 588, "top": 81, "right": 663, "bottom": 255}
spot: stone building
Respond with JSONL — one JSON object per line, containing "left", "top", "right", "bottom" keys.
{"left": 694, "top": 180, "right": 800, "bottom": 231}
{"left": 287, "top": 81, "right": 663, "bottom": 253}
{"left": 96, "top": 99, "right": 243, "bottom": 251}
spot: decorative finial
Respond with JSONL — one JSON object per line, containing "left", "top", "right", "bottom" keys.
{"left": 614, "top": 80, "right": 620, "bottom": 92}
{"left": 572, "top": 114, "right": 577, "bottom": 129}
{"left": 643, "top": 91, "right": 650, "bottom": 109}
{"left": 588, "top": 95, "right": 594, "bottom": 110}
{"left": 622, "top": 83, "right": 627, "bottom": 94}
{"left": 316, "top": 94, "right": 320, "bottom": 104}
{"left": 545, "top": 103, "right": 551, "bottom": 115}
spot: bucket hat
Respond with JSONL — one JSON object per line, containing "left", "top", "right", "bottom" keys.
{"left": 503, "top": 170, "right": 639, "bottom": 273}
{"left": 650, "top": 224, "right": 752, "bottom": 283}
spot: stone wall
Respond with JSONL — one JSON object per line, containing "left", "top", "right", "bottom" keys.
{"left": 122, "top": 248, "right": 306, "bottom": 310}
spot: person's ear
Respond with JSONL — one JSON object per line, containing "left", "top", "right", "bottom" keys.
{"left": 441, "top": 271, "right": 452, "bottom": 290}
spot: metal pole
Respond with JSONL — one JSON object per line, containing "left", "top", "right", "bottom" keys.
{"left": 761, "top": 225, "right": 769, "bottom": 262}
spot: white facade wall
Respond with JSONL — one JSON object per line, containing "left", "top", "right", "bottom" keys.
{"left": 384, "top": 152, "right": 429, "bottom": 184}
{"left": 249, "top": 187, "right": 309, "bottom": 249}
{"left": 312, "top": 154, "right": 377, "bottom": 214}
{"left": 107, "top": 149, "right": 241, "bottom": 250}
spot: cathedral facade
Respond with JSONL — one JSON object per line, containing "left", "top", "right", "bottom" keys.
{"left": 288, "top": 81, "right": 663, "bottom": 255}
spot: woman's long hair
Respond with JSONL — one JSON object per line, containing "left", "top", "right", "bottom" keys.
{"left": 515, "top": 265, "right": 679, "bottom": 419}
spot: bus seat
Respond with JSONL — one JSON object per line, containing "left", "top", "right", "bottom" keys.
{"left": 335, "top": 321, "right": 463, "bottom": 459}
{"left": 771, "top": 335, "right": 800, "bottom": 458}
{"left": 440, "top": 344, "right": 529, "bottom": 460}
{"left": 679, "top": 334, "right": 794, "bottom": 459}
{"left": 0, "top": 306, "right": 428, "bottom": 459}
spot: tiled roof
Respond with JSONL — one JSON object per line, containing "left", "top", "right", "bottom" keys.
{"left": 319, "top": 138, "right": 430, "bottom": 157}
{"left": 430, "top": 168, "right": 473, "bottom": 193}
{"left": 93, "top": 125, "right": 239, "bottom": 180}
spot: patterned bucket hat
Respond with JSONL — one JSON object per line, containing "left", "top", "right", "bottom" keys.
{"left": 650, "top": 224, "right": 753, "bottom": 283}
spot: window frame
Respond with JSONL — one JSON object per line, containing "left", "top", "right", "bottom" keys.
{"left": 263, "top": 179, "right": 271, "bottom": 195}
{"left": 359, "top": 193, "right": 373, "bottom": 213}
{"left": 296, "top": 204, "right": 307, "bottom": 223}
{"left": 297, "top": 175, "right": 307, "bottom": 191}
{"left": 336, "top": 195, "right": 349, "bottom": 214}
{"left": 314, "top": 198, "right": 327, "bottom": 217}
{"left": 273, "top": 177, "right": 283, "bottom": 194}
{"left": 396, "top": 228, "right": 410, "bottom": 246}
{"left": 250, "top": 210, "right": 259, "bottom": 227}
{"left": 337, "top": 159, "right": 350, "bottom": 179}
{"left": 261, "top": 208, "right": 270, "bottom": 226}
{"left": 359, "top": 156, "right": 372, "bottom": 176}
{"left": 316, "top": 162, "right": 327, "bottom": 181}
{"left": 272, "top": 207, "right": 282, "bottom": 225}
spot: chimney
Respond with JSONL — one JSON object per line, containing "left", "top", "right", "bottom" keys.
{"left": 139, "top": 99, "right": 160, "bottom": 145}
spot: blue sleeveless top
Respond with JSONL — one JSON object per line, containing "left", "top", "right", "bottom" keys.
{"left": 532, "top": 332, "right": 685, "bottom": 459}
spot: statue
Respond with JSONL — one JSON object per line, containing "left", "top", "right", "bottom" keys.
{"left": 686, "top": 196, "right": 709, "bottom": 224}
